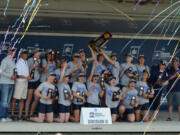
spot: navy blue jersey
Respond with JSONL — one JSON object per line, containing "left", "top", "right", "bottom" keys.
{"left": 168, "top": 66, "right": 180, "bottom": 92}
{"left": 149, "top": 65, "right": 168, "bottom": 89}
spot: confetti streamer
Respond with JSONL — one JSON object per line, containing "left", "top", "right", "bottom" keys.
{"left": 10, "top": 6, "right": 30, "bottom": 44}
{"left": 17, "top": 48, "right": 22, "bottom": 61}
{"left": 0, "top": 26, "right": 10, "bottom": 54}
{"left": 12, "top": 38, "right": 20, "bottom": 49}
{"left": 22, "top": 0, "right": 37, "bottom": 28}
{"left": 171, "top": 13, "right": 180, "bottom": 32}
{"left": 163, "top": 8, "right": 180, "bottom": 38}
{"left": 18, "top": 0, "right": 42, "bottom": 44}
{"left": 12, "top": 0, "right": 32, "bottom": 28}
{"left": 167, "top": 25, "right": 180, "bottom": 46}
{"left": 3, "top": 0, "right": 10, "bottom": 16}
{"left": 99, "top": 0, "right": 134, "bottom": 21}
{"left": 119, "top": 1, "right": 180, "bottom": 55}
{"left": 143, "top": 74, "right": 180, "bottom": 135}
{"left": 133, "top": 0, "right": 142, "bottom": 11}
{"left": 152, "top": 20, "right": 169, "bottom": 62}
{"left": 148, "top": 0, "right": 160, "bottom": 20}
{"left": 138, "top": 6, "right": 180, "bottom": 49}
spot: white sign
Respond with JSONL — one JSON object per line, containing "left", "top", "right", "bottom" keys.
{"left": 80, "top": 107, "right": 112, "bottom": 125}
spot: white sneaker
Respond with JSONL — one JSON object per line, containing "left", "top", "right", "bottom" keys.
{"left": 0, "top": 118, "right": 7, "bottom": 122}
{"left": 6, "top": 118, "right": 12, "bottom": 122}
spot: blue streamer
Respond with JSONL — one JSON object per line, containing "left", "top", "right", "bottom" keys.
{"left": 119, "top": 1, "right": 180, "bottom": 56}
{"left": 4, "top": 0, "right": 10, "bottom": 16}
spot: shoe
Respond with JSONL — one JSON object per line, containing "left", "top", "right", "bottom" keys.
{"left": 17, "top": 117, "right": 23, "bottom": 121}
{"left": 166, "top": 117, "right": 172, "bottom": 121}
{"left": 23, "top": 116, "right": 30, "bottom": 121}
{"left": 6, "top": 118, "right": 12, "bottom": 122}
{"left": 0, "top": 118, "right": 7, "bottom": 122}
{"left": 11, "top": 116, "right": 17, "bottom": 121}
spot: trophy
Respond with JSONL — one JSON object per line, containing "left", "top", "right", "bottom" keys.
{"left": 133, "top": 71, "right": 138, "bottom": 79}
{"left": 100, "top": 76, "right": 106, "bottom": 91}
{"left": 77, "top": 92, "right": 86, "bottom": 102}
{"left": 33, "top": 57, "right": 39, "bottom": 65}
{"left": 47, "top": 88, "right": 53, "bottom": 98}
{"left": 82, "top": 58, "right": 89, "bottom": 69}
{"left": 112, "top": 92, "right": 119, "bottom": 101}
{"left": 146, "top": 89, "right": 151, "bottom": 95}
{"left": 30, "top": 69, "right": 35, "bottom": 80}
{"left": 53, "top": 86, "right": 59, "bottom": 98}
{"left": 130, "top": 96, "right": 136, "bottom": 106}
{"left": 64, "top": 89, "right": 71, "bottom": 100}
{"left": 138, "top": 86, "right": 144, "bottom": 96}
{"left": 88, "top": 32, "right": 112, "bottom": 53}
{"left": 13, "top": 68, "right": 18, "bottom": 78}
{"left": 117, "top": 89, "right": 122, "bottom": 95}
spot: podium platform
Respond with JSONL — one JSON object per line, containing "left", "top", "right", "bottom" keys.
{"left": 0, "top": 112, "right": 179, "bottom": 134}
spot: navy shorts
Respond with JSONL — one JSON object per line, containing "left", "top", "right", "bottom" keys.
{"left": 28, "top": 80, "right": 41, "bottom": 89}
{"left": 135, "top": 103, "right": 149, "bottom": 111}
{"left": 58, "top": 104, "right": 71, "bottom": 113}
{"left": 38, "top": 103, "right": 53, "bottom": 114}
{"left": 86, "top": 103, "right": 100, "bottom": 107}
{"left": 125, "top": 108, "right": 134, "bottom": 115}
{"left": 73, "top": 104, "right": 85, "bottom": 110}
{"left": 111, "top": 108, "right": 118, "bottom": 114}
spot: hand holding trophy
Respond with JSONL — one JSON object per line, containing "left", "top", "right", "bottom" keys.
{"left": 88, "top": 32, "right": 112, "bottom": 53}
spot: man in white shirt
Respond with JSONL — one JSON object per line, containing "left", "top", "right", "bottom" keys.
{"left": 11, "top": 49, "right": 31, "bottom": 121}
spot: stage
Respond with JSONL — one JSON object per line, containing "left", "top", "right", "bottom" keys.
{"left": 0, "top": 112, "right": 179, "bottom": 134}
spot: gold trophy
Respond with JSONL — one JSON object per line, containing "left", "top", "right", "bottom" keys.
{"left": 138, "top": 86, "right": 144, "bottom": 96}
{"left": 88, "top": 32, "right": 112, "bottom": 52}
{"left": 13, "top": 68, "right": 18, "bottom": 79}
{"left": 64, "top": 89, "right": 71, "bottom": 100}
{"left": 47, "top": 89, "right": 53, "bottom": 98}
{"left": 130, "top": 96, "right": 136, "bottom": 106}
{"left": 112, "top": 92, "right": 119, "bottom": 101}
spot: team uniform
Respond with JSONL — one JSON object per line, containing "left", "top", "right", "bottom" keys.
{"left": 135, "top": 64, "right": 150, "bottom": 81}
{"left": 120, "top": 63, "right": 137, "bottom": 87}
{"left": 107, "top": 61, "right": 120, "bottom": 85}
{"left": 40, "top": 59, "right": 56, "bottom": 83}
{"left": 57, "top": 82, "right": 72, "bottom": 113}
{"left": 149, "top": 65, "right": 168, "bottom": 110}
{"left": 121, "top": 87, "right": 138, "bottom": 115}
{"left": 135, "top": 81, "right": 154, "bottom": 111}
{"left": 94, "top": 62, "right": 106, "bottom": 75}
{"left": 67, "top": 61, "right": 85, "bottom": 84}
{"left": 37, "top": 82, "right": 55, "bottom": 114}
{"left": 105, "top": 84, "right": 121, "bottom": 114}
{"left": 86, "top": 81, "right": 101, "bottom": 107}
{"left": 27, "top": 57, "right": 41, "bottom": 89}
{"left": 167, "top": 66, "right": 180, "bottom": 106}
{"left": 72, "top": 82, "right": 87, "bottom": 110}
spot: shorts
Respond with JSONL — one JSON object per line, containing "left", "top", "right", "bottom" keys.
{"left": 13, "top": 81, "right": 28, "bottom": 100}
{"left": 28, "top": 80, "right": 41, "bottom": 89}
{"left": 125, "top": 108, "right": 134, "bottom": 115}
{"left": 73, "top": 104, "right": 85, "bottom": 110}
{"left": 39, "top": 103, "right": 53, "bottom": 114}
{"left": 110, "top": 108, "right": 118, "bottom": 114}
{"left": 135, "top": 103, "right": 149, "bottom": 111}
{"left": 167, "top": 92, "right": 180, "bottom": 106}
{"left": 86, "top": 103, "right": 100, "bottom": 107}
{"left": 58, "top": 104, "right": 71, "bottom": 113}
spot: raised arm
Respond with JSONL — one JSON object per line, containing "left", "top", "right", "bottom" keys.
{"left": 59, "top": 61, "right": 68, "bottom": 82}
{"left": 100, "top": 49, "right": 115, "bottom": 66}
{"left": 88, "top": 61, "right": 97, "bottom": 81}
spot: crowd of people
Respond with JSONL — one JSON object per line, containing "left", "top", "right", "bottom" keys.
{"left": 0, "top": 46, "right": 180, "bottom": 123}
